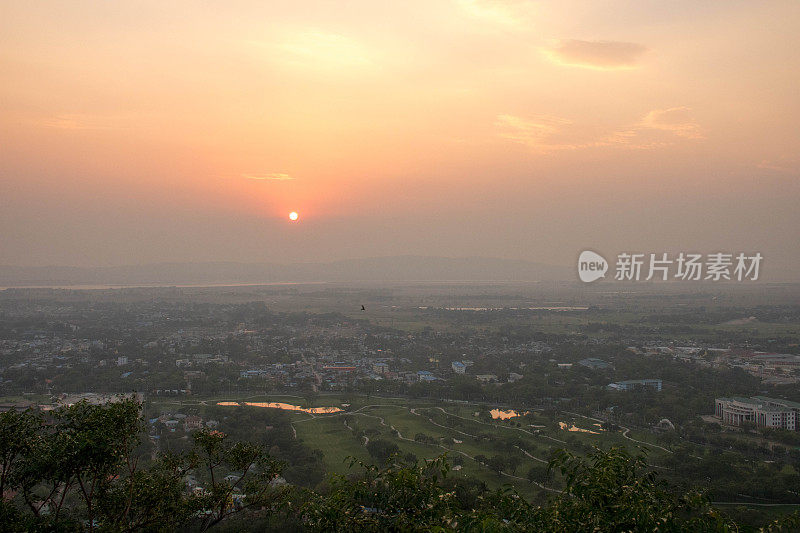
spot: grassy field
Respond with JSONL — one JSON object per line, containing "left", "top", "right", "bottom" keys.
{"left": 177, "top": 392, "right": 671, "bottom": 501}
{"left": 11, "top": 390, "right": 798, "bottom": 522}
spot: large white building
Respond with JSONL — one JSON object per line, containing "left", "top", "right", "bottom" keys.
{"left": 607, "top": 379, "right": 662, "bottom": 391}
{"left": 715, "top": 396, "right": 799, "bottom": 430}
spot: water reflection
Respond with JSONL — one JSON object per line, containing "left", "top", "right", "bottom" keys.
{"left": 217, "top": 401, "right": 343, "bottom": 414}
{"left": 491, "top": 409, "right": 527, "bottom": 420}
{"left": 559, "top": 421, "right": 600, "bottom": 434}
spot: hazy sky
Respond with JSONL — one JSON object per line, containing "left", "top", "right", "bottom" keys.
{"left": 1, "top": 1, "right": 798, "bottom": 274}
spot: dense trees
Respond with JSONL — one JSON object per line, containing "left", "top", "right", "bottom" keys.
{"left": 0, "top": 400, "right": 287, "bottom": 532}
{"left": 365, "top": 439, "right": 400, "bottom": 465}
{"left": 304, "top": 447, "right": 800, "bottom": 532}
{"left": 2, "top": 400, "right": 800, "bottom": 531}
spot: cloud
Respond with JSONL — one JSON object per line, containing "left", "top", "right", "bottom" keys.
{"left": 639, "top": 107, "right": 703, "bottom": 139}
{"left": 599, "top": 107, "right": 704, "bottom": 148}
{"left": 495, "top": 113, "right": 574, "bottom": 150}
{"left": 596, "top": 128, "right": 671, "bottom": 150}
{"left": 757, "top": 155, "right": 799, "bottom": 174}
{"left": 545, "top": 40, "right": 648, "bottom": 70}
{"left": 457, "top": 0, "right": 535, "bottom": 26}
{"left": 268, "top": 31, "right": 372, "bottom": 68}
{"left": 242, "top": 173, "right": 294, "bottom": 181}
{"left": 40, "top": 114, "right": 117, "bottom": 130}
{"left": 496, "top": 113, "right": 623, "bottom": 152}
{"left": 496, "top": 107, "right": 703, "bottom": 152}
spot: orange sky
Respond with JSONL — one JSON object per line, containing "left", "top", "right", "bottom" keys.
{"left": 1, "top": 1, "right": 798, "bottom": 275}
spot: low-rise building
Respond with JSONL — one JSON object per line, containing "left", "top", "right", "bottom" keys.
{"left": 577, "top": 358, "right": 611, "bottom": 370}
{"left": 184, "top": 415, "right": 202, "bottom": 432}
{"left": 715, "top": 396, "right": 799, "bottom": 430}
{"left": 417, "top": 370, "right": 437, "bottom": 382}
{"left": 607, "top": 379, "right": 662, "bottom": 391}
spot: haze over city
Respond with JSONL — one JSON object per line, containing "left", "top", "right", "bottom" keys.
{"left": 1, "top": 1, "right": 799, "bottom": 280}
{"left": 3, "top": 3, "right": 800, "bottom": 531}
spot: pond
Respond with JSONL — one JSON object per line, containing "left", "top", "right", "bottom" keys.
{"left": 559, "top": 421, "right": 600, "bottom": 434}
{"left": 491, "top": 409, "right": 528, "bottom": 420}
{"left": 217, "top": 401, "right": 343, "bottom": 414}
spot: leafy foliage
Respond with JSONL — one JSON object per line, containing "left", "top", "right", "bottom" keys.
{"left": 0, "top": 399, "right": 287, "bottom": 532}
{"left": 539, "top": 447, "right": 734, "bottom": 532}
{"left": 0, "top": 401, "right": 795, "bottom": 532}
{"left": 302, "top": 454, "right": 456, "bottom": 532}
{"left": 299, "top": 447, "right": 745, "bottom": 532}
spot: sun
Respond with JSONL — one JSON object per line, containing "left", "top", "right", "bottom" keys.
{"left": 288, "top": 211, "right": 299, "bottom": 221}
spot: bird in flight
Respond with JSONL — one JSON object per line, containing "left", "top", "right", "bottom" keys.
{"left": 361, "top": 305, "right": 366, "bottom": 311}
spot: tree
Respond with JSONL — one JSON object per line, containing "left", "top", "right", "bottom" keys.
{"left": 526, "top": 464, "right": 550, "bottom": 485}
{"left": 0, "top": 399, "right": 288, "bottom": 532}
{"left": 189, "top": 428, "right": 285, "bottom": 531}
{"left": 506, "top": 455, "right": 521, "bottom": 475}
{"left": 302, "top": 455, "right": 454, "bottom": 532}
{"left": 13, "top": 398, "right": 143, "bottom": 532}
{"left": 0, "top": 409, "right": 39, "bottom": 498}
{"left": 537, "top": 447, "right": 735, "bottom": 532}
{"left": 365, "top": 439, "right": 400, "bottom": 465}
{"left": 486, "top": 455, "right": 506, "bottom": 476}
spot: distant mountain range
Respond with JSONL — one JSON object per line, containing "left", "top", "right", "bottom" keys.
{"left": 0, "top": 257, "right": 572, "bottom": 286}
